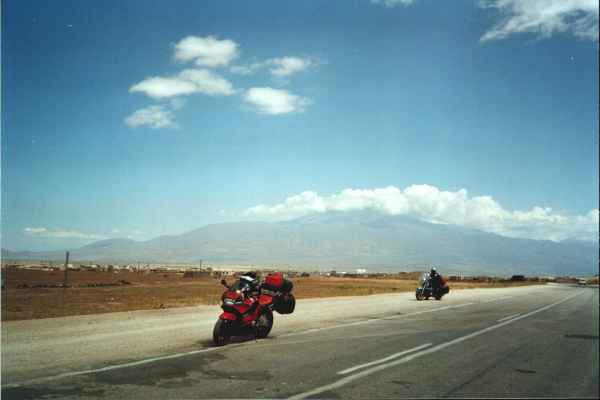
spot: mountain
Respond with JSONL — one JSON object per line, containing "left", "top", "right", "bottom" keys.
{"left": 3, "top": 211, "right": 598, "bottom": 276}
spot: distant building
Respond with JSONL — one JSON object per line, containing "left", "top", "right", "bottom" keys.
{"left": 212, "top": 270, "right": 235, "bottom": 278}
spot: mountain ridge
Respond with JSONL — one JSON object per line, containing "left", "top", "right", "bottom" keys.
{"left": 3, "top": 211, "right": 598, "bottom": 276}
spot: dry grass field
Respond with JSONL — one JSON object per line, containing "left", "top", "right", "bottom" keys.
{"left": 1, "top": 267, "right": 543, "bottom": 321}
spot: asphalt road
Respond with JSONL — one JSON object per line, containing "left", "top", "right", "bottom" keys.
{"left": 2, "top": 283, "right": 598, "bottom": 399}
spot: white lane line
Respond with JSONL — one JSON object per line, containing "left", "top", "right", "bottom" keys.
{"left": 497, "top": 313, "right": 521, "bottom": 322}
{"left": 279, "top": 302, "right": 475, "bottom": 338}
{"left": 2, "top": 347, "right": 220, "bottom": 389}
{"left": 338, "top": 343, "right": 433, "bottom": 375}
{"left": 287, "top": 291, "right": 583, "bottom": 400}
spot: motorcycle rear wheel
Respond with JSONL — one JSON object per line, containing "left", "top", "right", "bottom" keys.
{"left": 213, "top": 319, "right": 231, "bottom": 346}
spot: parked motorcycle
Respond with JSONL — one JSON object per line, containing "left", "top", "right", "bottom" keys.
{"left": 213, "top": 272, "right": 295, "bottom": 346}
{"left": 415, "top": 272, "right": 449, "bottom": 301}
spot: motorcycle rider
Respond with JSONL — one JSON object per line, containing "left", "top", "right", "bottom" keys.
{"left": 429, "top": 267, "right": 442, "bottom": 292}
{"left": 238, "top": 271, "right": 260, "bottom": 298}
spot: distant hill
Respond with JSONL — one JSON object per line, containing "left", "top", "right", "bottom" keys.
{"left": 3, "top": 211, "right": 598, "bottom": 276}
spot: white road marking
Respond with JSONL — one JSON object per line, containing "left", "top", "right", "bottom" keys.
{"left": 338, "top": 343, "right": 433, "bottom": 375}
{"left": 497, "top": 313, "right": 521, "bottom": 322}
{"left": 279, "top": 302, "right": 475, "bottom": 338}
{"left": 2, "top": 347, "right": 220, "bottom": 389}
{"left": 287, "top": 291, "right": 583, "bottom": 400}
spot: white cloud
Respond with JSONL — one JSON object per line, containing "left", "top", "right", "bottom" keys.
{"left": 480, "top": 0, "right": 599, "bottom": 42}
{"left": 129, "top": 77, "right": 197, "bottom": 99}
{"left": 244, "top": 185, "right": 599, "bottom": 242}
{"left": 178, "top": 69, "right": 235, "bottom": 95}
{"left": 230, "top": 56, "right": 314, "bottom": 77}
{"left": 174, "top": 35, "right": 239, "bottom": 67}
{"left": 24, "top": 227, "right": 107, "bottom": 240}
{"left": 125, "top": 105, "right": 176, "bottom": 129}
{"left": 370, "top": 0, "right": 414, "bottom": 7}
{"left": 269, "top": 57, "right": 313, "bottom": 76}
{"left": 129, "top": 69, "right": 234, "bottom": 99}
{"left": 244, "top": 87, "right": 311, "bottom": 115}
{"left": 24, "top": 227, "right": 49, "bottom": 235}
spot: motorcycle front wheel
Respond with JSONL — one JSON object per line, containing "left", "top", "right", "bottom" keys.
{"left": 213, "top": 319, "right": 231, "bottom": 346}
{"left": 256, "top": 310, "right": 273, "bottom": 339}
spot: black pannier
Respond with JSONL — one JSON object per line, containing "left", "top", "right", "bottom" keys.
{"left": 273, "top": 293, "right": 296, "bottom": 314}
{"left": 279, "top": 279, "right": 293, "bottom": 293}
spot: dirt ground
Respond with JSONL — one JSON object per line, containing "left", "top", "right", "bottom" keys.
{"left": 0, "top": 268, "right": 542, "bottom": 321}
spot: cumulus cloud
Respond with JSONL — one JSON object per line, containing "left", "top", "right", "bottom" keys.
{"left": 269, "top": 57, "right": 314, "bottom": 76}
{"left": 24, "top": 227, "right": 108, "bottom": 240}
{"left": 244, "top": 87, "right": 311, "bottom": 115}
{"left": 480, "top": 0, "right": 599, "bottom": 42}
{"left": 129, "top": 69, "right": 234, "bottom": 99}
{"left": 230, "top": 56, "right": 314, "bottom": 77}
{"left": 125, "top": 105, "right": 176, "bottom": 129}
{"left": 173, "top": 35, "right": 239, "bottom": 67}
{"left": 370, "top": 0, "right": 415, "bottom": 7}
{"left": 244, "top": 185, "right": 599, "bottom": 242}
{"left": 24, "top": 227, "right": 49, "bottom": 235}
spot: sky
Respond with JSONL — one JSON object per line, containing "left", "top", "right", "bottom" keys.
{"left": 2, "top": 0, "right": 598, "bottom": 251}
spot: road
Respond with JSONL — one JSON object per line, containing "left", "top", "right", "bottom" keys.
{"left": 2, "top": 284, "right": 598, "bottom": 399}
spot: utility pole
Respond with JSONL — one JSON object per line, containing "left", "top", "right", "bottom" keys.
{"left": 62, "top": 251, "right": 70, "bottom": 316}
{"left": 63, "top": 251, "right": 70, "bottom": 286}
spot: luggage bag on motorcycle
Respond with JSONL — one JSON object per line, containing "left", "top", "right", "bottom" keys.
{"left": 273, "top": 292, "right": 296, "bottom": 314}
{"left": 262, "top": 272, "right": 293, "bottom": 293}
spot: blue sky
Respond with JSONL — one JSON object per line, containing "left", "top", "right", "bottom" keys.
{"left": 2, "top": 0, "right": 598, "bottom": 251}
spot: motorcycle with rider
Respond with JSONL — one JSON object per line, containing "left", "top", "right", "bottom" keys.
{"left": 416, "top": 267, "right": 449, "bottom": 300}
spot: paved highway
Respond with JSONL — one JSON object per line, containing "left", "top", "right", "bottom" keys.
{"left": 2, "top": 284, "right": 598, "bottom": 399}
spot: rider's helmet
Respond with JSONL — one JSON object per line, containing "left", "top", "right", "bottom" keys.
{"left": 245, "top": 271, "right": 258, "bottom": 280}
{"left": 239, "top": 272, "right": 259, "bottom": 294}
{"left": 430, "top": 267, "right": 438, "bottom": 277}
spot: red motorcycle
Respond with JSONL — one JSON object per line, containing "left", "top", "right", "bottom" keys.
{"left": 213, "top": 272, "right": 295, "bottom": 346}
